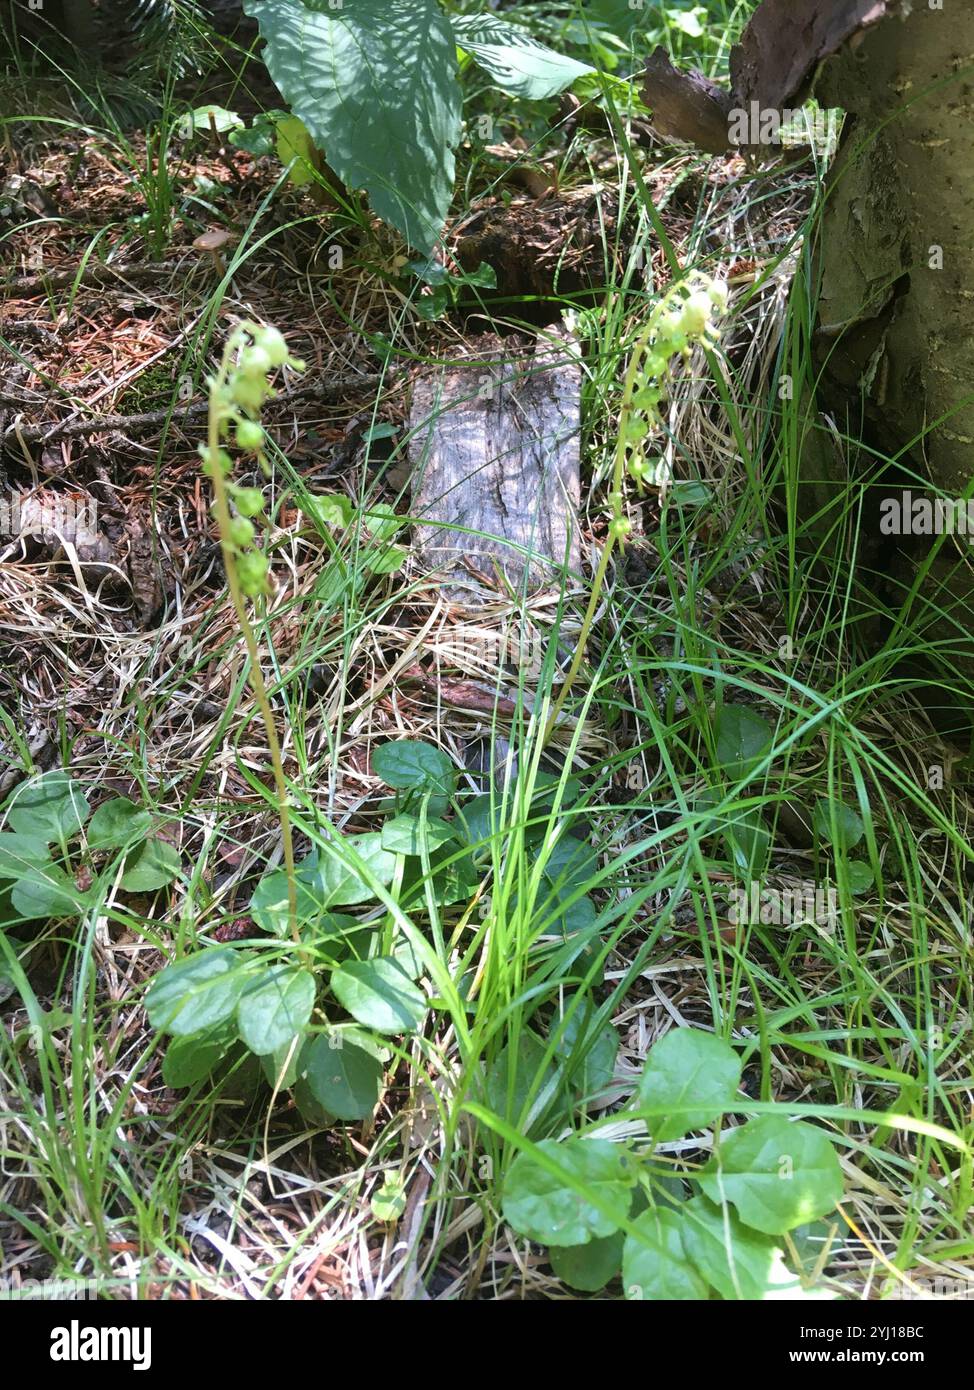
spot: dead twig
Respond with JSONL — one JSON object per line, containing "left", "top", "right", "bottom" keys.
{"left": 3, "top": 373, "right": 390, "bottom": 444}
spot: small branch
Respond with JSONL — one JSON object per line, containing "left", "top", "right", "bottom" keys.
{"left": 3, "top": 374, "right": 389, "bottom": 444}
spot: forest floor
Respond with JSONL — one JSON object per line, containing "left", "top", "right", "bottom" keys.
{"left": 1, "top": 9, "right": 973, "bottom": 1303}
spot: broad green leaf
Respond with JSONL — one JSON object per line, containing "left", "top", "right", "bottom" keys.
{"left": 451, "top": 14, "right": 593, "bottom": 99}
{"left": 680, "top": 1196, "right": 804, "bottom": 1300}
{"left": 364, "top": 543, "right": 407, "bottom": 575}
{"left": 636, "top": 1028, "right": 742, "bottom": 1142}
{"left": 302, "top": 492, "right": 352, "bottom": 529}
{"left": 274, "top": 113, "right": 324, "bottom": 188}
{"left": 6, "top": 771, "right": 89, "bottom": 842}
{"left": 502, "top": 1138, "right": 634, "bottom": 1247}
{"left": 249, "top": 859, "right": 328, "bottom": 936}
{"left": 237, "top": 967, "right": 316, "bottom": 1056}
{"left": 0, "top": 833, "right": 52, "bottom": 879}
{"left": 145, "top": 949, "right": 247, "bottom": 1037}
{"left": 623, "top": 1208, "right": 710, "bottom": 1300}
{"left": 813, "top": 798, "right": 865, "bottom": 852}
{"left": 484, "top": 1031, "right": 567, "bottom": 1132}
{"left": 381, "top": 814, "right": 455, "bottom": 856}
{"left": 540, "top": 833, "right": 598, "bottom": 893}
{"left": 120, "top": 836, "right": 181, "bottom": 892}
{"left": 261, "top": 1038, "right": 302, "bottom": 1091}
{"left": 552, "top": 1004, "right": 619, "bottom": 1100}
{"left": 246, "top": 0, "right": 462, "bottom": 253}
{"left": 315, "top": 833, "right": 398, "bottom": 907}
{"left": 331, "top": 956, "right": 425, "bottom": 1034}
{"left": 11, "top": 863, "right": 87, "bottom": 920}
{"left": 178, "top": 104, "right": 243, "bottom": 138}
{"left": 371, "top": 1174, "right": 407, "bottom": 1223}
{"left": 550, "top": 1232, "right": 623, "bottom": 1292}
{"left": 361, "top": 501, "right": 402, "bottom": 542}
{"left": 843, "top": 860, "right": 874, "bottom": 894}
{"left": 87, "top": 797, "right": 152, "bottom": 850}
{"left": 300, "top": 1030, "right": 384, "bottom": 1121}
{"left": 724, "top": 807, "right": 771, "bottom": 873}
{"left": 373, "top": 740, "right": 457, "bottom": 798}
{"left": 162, "top": 1022, "right": 235, "bottom": 1088}
{"left": 700, "top": 1116, "right": 844, "bottom": 1235}
{"left": 714, "top": 705, "right": 773, "bottom": 780}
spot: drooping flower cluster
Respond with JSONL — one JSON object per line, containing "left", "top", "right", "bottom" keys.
{"left": 200, "top": 323, "right": 305, "bottom": 596}
{"left": 622, "top": 273, "right": 728, "bottom": 494}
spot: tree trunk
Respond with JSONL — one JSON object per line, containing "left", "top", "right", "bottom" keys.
{"left": 808, "top": 3, "right": 974, "bottom": 667}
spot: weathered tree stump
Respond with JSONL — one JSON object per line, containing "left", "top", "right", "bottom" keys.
{"left": 408, "top": 332, "right": 581, "bottom": 603}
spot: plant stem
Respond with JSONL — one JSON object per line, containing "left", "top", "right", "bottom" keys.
{"left": 207, "top": 364, "right": 299, "bottom": 947}
{"left": 543, "top": 326, "right": 653, "bottom": 744}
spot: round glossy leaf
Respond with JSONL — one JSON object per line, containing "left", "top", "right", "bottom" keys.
{"left": 623, "top": 1208, "right": 710, "bottom": 1301}
{"left": 145, "top": 950, "right": 247, "bottom": 1037}
{"left": 372, "top": 740, "right": 456, "bottom": 797}
{"left": 87, "top": 797, "right": 152, "bottom": 851}
{"left": 699, "top": 1115, "right": 844, "bottom": 1235}
{"left": 380, "top": 813, "right": 455, "bottom": 856}
{"left": 680, "top": 1196, "right": 784, "bottom": 1300}
{"left": 237, "top": 967, "right": 316, "bottom": 1056}
{"left": 813, "top": 799, "right": 864, "bottom": 852}
{"left": 300, "top": 1031, "right": 383, "bottom": 1121}
{"left": 552, "top": 1005, "right": 619, "bottom": 1100}
{"left": 330, "top": 956, "right": 425, "bottom": 1034}
{"left": 10, "top": 863, "right": 87, "bottom": 920}
{"left": 550, "top": 1231, "right": 623, "bottom": 1292}
{"left": 6, "top": 771, "right": 90, "bottom": 842}
{"left": 502, "top": 1138, "right": 634, "bottom": 1247}
{"left": 162, "top": 1023, "right": 235, "bottom": 1087}
{"left": 120, "top": 837, "right": 180, "bottom": 892}
{"left": 715, "top": 706, "right": 773, "bottom": 780}
{"left": 0, "top": 833, "right": 52, "bottom": 879}
{"left": 637, "top": 1028, "right": 742, "bottom": 1142}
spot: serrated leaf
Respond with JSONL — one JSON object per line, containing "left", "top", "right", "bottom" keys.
{"left": 6, "top": 771, "right": 89, "bottom": 842}
{"left": 300, "top": 1030, "right": 383, "bottom": 1121}
{"left": 331, "top": 956, "right": 426, "bottom": 1034}
{"left": 145, "top": 949, "right": 247, "bottom": 1037}
{"left": 502, "top": 1138, "right": 634, "bottom": 1247}
{"left": 246, "top": 0, "right": 462, "bottom": 252}
{"left": 87, "top": 797, "right": 152, "bottom": 850}
{"left": 637, "top": 1028, "right": 742, "bottom": 1142}
{"left": 715, "top": 705, "right": 773, "bottom": 780}
{"left": 623, "top": 1208, "right": 710, "bottom": 1300}
{"left": 120, "top": 836, "right": 180, "bottom": 892}
{"left": 452, "top": 14, "right": 593, "bottom": 99}
{"left": 700, "top": 1115, "right": 844, "bottom": 1235}
{"left": 237, "top": 967, "right": 316, "bottom": 1056}
{"left": 550, "top": 1231, "right": 623, "bottom": 1292}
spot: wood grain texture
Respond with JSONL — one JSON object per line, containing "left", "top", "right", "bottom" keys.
{"left": 408, "top": 332, "right": 581, "bottom": 602}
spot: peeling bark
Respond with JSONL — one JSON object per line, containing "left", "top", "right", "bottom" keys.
{"left": 408, "top": 334, "right": 581, "bottom": 604}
